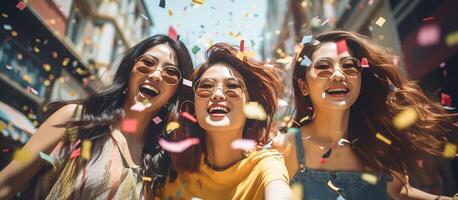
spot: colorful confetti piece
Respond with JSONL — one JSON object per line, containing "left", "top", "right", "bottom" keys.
{"left": 168, "top": 26, "right": 178, "bottom": 42}
{"left": 230, "top": 139, "right": 257, "bottom": 152}
{"left": 142, "top": 176, "right": 152, "bottom": 182}
{"left": 81, "top": 140, "right": 92, "bottom": 160}
{"left": 301, "top": 35, "right": 313, "bottom": 44}
{"left": 152, "top": 116, "right": 162, "bottom": 124}
{"left": 417, "top": 25, "right": 440, "bottom": 46}
{"left": 159, "top": 138, "right": 200, "bottom": 153}
{"left": 240, "top": 40, "right": 245, "bottom": 52}
{"left": 168, "top": 9, "right": 173, "bottom": 16}
{"left": 131, "top": 101, "right": 147, "bottom": 112}
{"left": 121, "top": 118, "right": 138, "bottom": 133}
{"left": 16, "top": 1, "right": 27, "bottom": 11}
{"left": 13, "top": 149, "right": 33, "bottom": 163}
{"left": 299, "top": 55, "right": 312, "bottom": 67}
{"left": 182, "top": 111, "right": 197, "bottom": 123}
{"left": 443, "top": 143, "right": 457, "bottom": 158}
{"left": 70, "top": 147, "right": 81, "bottom": 159}
{"left": 159, "top": 0, "right": 166, "bottom": 8}
{"left": 337, "top": 138, "right": 351, "bottom": 146}
{"left": 422, "top": 17, "right": 434, "bottom": 22}
{"left": 361, "top": 173, "right": 378, "bottom": 185}
{"left": 166, "top": 121, "right": 180, "bottom": 133}
{"left": 445, "top": 30, "right": 458, "bottom": 46}
{"left": 243, "top": 102, "right": 267, "bottom": 121}
{"left": 375, "top": 132, "right": 392, "bottom": 145}
{"left": 393, "top": 107, "right": 418, "bottom": 130}
{"left": 440, "top": 93, "right": 452, "bottom": 107}
{"left": 336, "top": 40, "right": 348, "bottom": 55}
{"left": 191, "top": 45, "right": 201, "bottom": 54}
{"left": 192, "top": 0, "right": 205, "bottom": 5}
{"left": 183, "top": 79, "right": 193, "bottom": 87}
{"left": 375, "top": 17, "right": 386, "bottom": 27}
{"left": 39, "top": 152, "right": 55, "bottom": 165}
{"left": 361, "top": 58, "right": 369, "bottom": 68}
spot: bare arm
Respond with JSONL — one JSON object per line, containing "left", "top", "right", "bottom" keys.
{"left": 0, "top": 104, "right": 77, "bottom": 199}
{"left": 265, "top": 180, "right": 293, "bottom": 200}
{"left": 387, "top": 172, "right": 452, "bottom": 200}
{"left": 272, "top": 132, "right": 298, "bottom": 179}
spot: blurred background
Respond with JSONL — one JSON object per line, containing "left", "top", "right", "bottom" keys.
{"left": 0, "top": 0, "right": 457, "bottom": 197}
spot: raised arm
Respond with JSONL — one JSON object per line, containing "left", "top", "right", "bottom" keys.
{"left": 0, "top": 104, "right": 77, "bottom": 199}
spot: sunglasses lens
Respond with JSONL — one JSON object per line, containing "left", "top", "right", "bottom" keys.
{"left": 342, "top": 58, "right": 361, "bottom": 76}
{"left": 162, "top": 67, "right": 181, "bottom": 84}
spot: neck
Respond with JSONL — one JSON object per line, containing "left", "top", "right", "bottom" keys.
{"left": 205, "top": 127, "right": 244, "bottom": 169}
{"left": 122, "top": 102, "right": 158, "bottom": 144}
{"left": 303, "top": 106, "right": 350, "bottom": 144}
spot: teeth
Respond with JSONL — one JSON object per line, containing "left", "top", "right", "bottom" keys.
{"left": 327, "top": 88, "right": 348, "bottom": 93}
{"left": 141, "top": 84, "right": 159, "bottom": 94}
{"left": 209, "top": 106, "right": 229, "bottom": 113}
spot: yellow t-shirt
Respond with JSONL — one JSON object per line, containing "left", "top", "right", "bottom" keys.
{"left": 163, "top": 149, "right": 289, "bottom": 200}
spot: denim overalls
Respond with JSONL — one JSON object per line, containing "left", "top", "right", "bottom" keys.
{"left": 290, "top": 130, "right": 391, "bottom": 200}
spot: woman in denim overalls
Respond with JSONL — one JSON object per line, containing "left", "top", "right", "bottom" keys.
{"left": 273, "top": 31, "right": 456, "bottom": 200}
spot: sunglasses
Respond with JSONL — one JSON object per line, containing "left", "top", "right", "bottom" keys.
{"left": 308, "top": 57, "right": 362, "bottom": 79}
{"left": 134, "top": 55, "right": 182, "bottom": 85}
{"left": 193, "top": 77, "right": 246, "bottom": 99}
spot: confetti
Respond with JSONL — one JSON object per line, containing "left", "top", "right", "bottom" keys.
{"left": 291, "top": 183, "right": 303, "bottom": 200}
{"left": 327, "top": 180, "right": 342, "bottom": 193}
{"left": 361, "top": 58, "right": 369, "bottom": 68}
{"left": 361, "top": 173, "right": 378, "bottom": 185}
{"left": 192, "top": 0, "right": 205, "bottom": 5}
{"left": 168, "top": 9, "right": 173, "bottom": 16}
{"left": 152, "top": 116, "right": 162, "bottom": 124}
{"left": 159, "top": 138, "right": 200, "bottom": 153}
{"left": 168, "top": 26, "right": 178, "bottom": 42}
{"left": 121, "top": 118, "right": 138, "bottom": 133}
{"left": 69, "top": 147, "right": 81, "bottom": 159}
{"left": 445, "top": 31, "right": 458, "bottom": 46}
{"left": 142, "top": 176, "right": 152, "bottom": 182}
{"left": 336, "top": 40, "right": 348, "bottom": 55}
{"left": 417, "top": 160, "right": 424, "bottom": 168}
{"left": 375, "top": 17, "right": 386, "bottom": 27}
{"left": 319, "top": 157, "right": 326, "bottom": 163}
{"left": 440, "top": 93, "right": 452, "bottom": 107}
{"left": 393, "top": 107, "right": 418, "bottom": 130}
{"left": 236, "top": 51, "right": 244, "bottom": 60}
{"left": 13, "top": 149, "right": 33, "bottom": 163}
{"left": 243, "top": 102, "right": 267, "bottom": 121}
{"left": 159, "top": 0, "right": 166, "bottom": 8}
{"left": 183, "top": 79, "right": 193, "bottom": 87}
{"left": 166, "top": 121, "right": 180, "bottom": 133}
{"left": 422, "top": 17, "right": 434, "bottom": 22}
{"left": 240, "top": 40, "right": 245, "bottom": 52}
{"left": 0, "top": 121, "right": 6, "bottom": 132}
{"left": 191, "top": 45, "right": 201, "bottom": 54}
{"left": 299, "top": 115, "right": 310, "bottom": 123}
{"left": 299, "top": 55, "right": 312, "bottom": 67}
{"left": 16, "top": 1, "right": 27, "bottom": 11}
{"left": 243, "top": 50, "right": 256, "bottom": 58}
{"left": 131, "top": 101, "right": 147, "bottom": 112}
{"left": 81, "top": 140, "right": 92, "bottom": 160}
{"left": 140, "top": 14, "right": 149, "bottom": 20}
{"left": 26, "top": 86, "right": 39, "bottom": 95}
{"left": 39, "top": 152, "right": 55, "bottom": 165}
{"left": 301, "top": 35, "right": 313, "bottom": 44}
{"left": 375, "top": 132, "right": 392, "bottom": 145}
{"left": 337, "top": 138, "right": 351, "bottom": 146}
{"left": 182, "top": 111, "right": 197, "bottom": 123}
{"left": 417, "top": 25, "right": 440, "bottom": 46}
{"left": 443, "top": 143, "right": 457, "bottom": 158}
{"left": 231, "top": 139, "right": 257, "bottom": 152}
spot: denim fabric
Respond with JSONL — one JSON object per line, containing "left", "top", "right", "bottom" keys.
{"left": 290, "top": 130, "right": 390, "bottom": 200}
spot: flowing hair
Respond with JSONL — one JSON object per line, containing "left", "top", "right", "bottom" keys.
{"left": 167, "top": 43, "right": 284, "bottom": 173}
{"left": 291, "top": 30, "right": 457, "bottom": 186}
{"left": 42, "top": 34, "right": 194, "bottom": 197}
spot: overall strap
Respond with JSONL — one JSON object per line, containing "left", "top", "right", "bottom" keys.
{"left": 293, "top": 129, "right": 306, "bottom": 172}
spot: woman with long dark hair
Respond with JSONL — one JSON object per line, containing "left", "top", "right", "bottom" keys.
{"left": 162, "top": 43, "right": 291, "bottom": 199}
{"left": 274, "top": 31, "right": 457, "bottom": 199}
{"left": 0, "top": 34, "right": 194, "bottom": 199}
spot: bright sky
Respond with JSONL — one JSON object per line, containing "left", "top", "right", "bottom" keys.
{"left": 145, "top": 0, "right": 267, "bottom": 65}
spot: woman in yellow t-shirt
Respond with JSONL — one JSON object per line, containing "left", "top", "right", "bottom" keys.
{"left": 161, "top": 43, "right": 291, "bottom": 200}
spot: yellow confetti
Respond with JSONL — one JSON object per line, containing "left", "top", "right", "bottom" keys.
{"left": 291, "top": 183, "right": 303, "bottom": 199}
{"left": 44, "top": 80, "right": 50, "bottom": 86}
{"left": 243, "top": 102, "right": 267, "bottom": 121}
{"left": 192, "top": 0, "right": 204, "bottom": 5}
{"left": 361, "top": 173, "right": 378, "bottom": 185}
{"left": 13, "top": 149, "right": 33, "bottom": 163}
{"left": 168, "top": 9, "right": 173, "bottom": 16}
{"left": 62, "top": 58, "right": 70, "bottom": 66}
{"left": 33, "top": 47, "right": 40, "bottom": 53}
{"left": 393, "top": 107, "right": 417, "bottom": 130}
{"left": 375, "top": 17, "right": 386, "bottom": 27}
{"left": 0, "top": 121, "right": 6, "bottom": 132}
{"left": 166, "top": 121, "right": 180, "bottom": 133}
{"left": 443, "top": 143, "right": 457, "bottom": 158}
{"left": 43, "top": 64, "right": 51, "bottom": 71}
{"left": 445, "top": 30, "right": 458, "bottom": 47}
{"left": 236, "top": 51, "right": 244, "bottom": 61}
{"left": 243, "top": 50, "right": 256, "bottom": 58}
{"left": 142, "top": 176, "right": 152, "bottom": 182}
{"left": 81, "top": 140, "right": 92, "bottom": 160}
{"left": 375, "top": 132, "right": 391, "bottom": 145}
{"left": 11, "top": 30, "right": 17, "bottom": 37}
{"left": 299, "top": 115, "right": 310, "bottom": 123}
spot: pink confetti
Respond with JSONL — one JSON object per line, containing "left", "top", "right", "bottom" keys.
{"left": 152, "top": 116, "right": 162, "bottom": 124}
{"left": 422, "top": 17, "right": 434, "bottom": 22}
{"left": 231, "top": 139, "right": 257, "bottom": 152}
{"left": 70, "top": 147, "right": 81, "bottom": 159}
{"left": 417, "top": 25, "right": 440, "bottom": 47}
{"left": 336, "top": 40, "right": 348, "bottom": 55}
{"left": 26, "top": 86, "right": 38, "bottom": 95}
{"left": 16, "top": 1, "right": 27, "bottom": 11}
{"left": 121, "top": 118, "right": 138, "bottom": 133}
{"left": 159, "top": 138, "right": 200, "bottom": 153}
{"left": 361, "top": 58, "right": 369, "bottom": 68}
{"left": 2, "top": 148, "right": 11, "bottom": 153}
{"left": 168, "top": 26, "right": 178, "bottom": 42}
{"left": 440, "top": 62, "right": 446, "bottom": 68}
{"left": 441, "top": 93, "right": 452, "bottom": 107}
{"left": 320, "top": 157, "right": 326, "bottom": 164}
{"left": 417, "top": 160, "right": 424, "bottom": 168}
{"left": 240, "top": 40, "right": 245, "bottom": 52}
{"left": 182, "top": 112, "right": 197, "bottom": 123}
{"left": 130, "top": 102, "right": 146, "bottom": 112}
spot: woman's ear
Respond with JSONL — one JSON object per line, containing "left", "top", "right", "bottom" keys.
{"left": 297, "top": 79, "right": 309, "bottom": 96}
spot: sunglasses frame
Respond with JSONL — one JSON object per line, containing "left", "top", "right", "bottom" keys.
{"left": 134, "top": 55, "right": 183, "bottom": 85}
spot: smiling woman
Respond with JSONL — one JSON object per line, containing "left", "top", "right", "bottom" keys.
{"left": 0, "top": 35, "right": 194, "bottom": 199}
{"left": 161, "top": 43, "right": 291, "bottom": 200}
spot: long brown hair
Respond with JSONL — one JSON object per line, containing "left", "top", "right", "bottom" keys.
{"left": 292, "top": 31, "right": 456, "bottom": 183}
{"left": 168, "top": 43, "right": 284, "bottom": 172}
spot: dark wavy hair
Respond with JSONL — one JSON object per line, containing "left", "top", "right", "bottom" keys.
{"left": 167, "top": 43, "right": 284, "bottom": 173}
{"left": 292, "top": 30, "right": 457, "bottom": 187}
{"left": 45, "top": 34, "right": 194, "bottom": 197}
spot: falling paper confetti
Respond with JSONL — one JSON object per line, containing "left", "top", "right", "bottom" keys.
{"left": 291, "top": 184, "right": 303, "bottom": 200}
{"left": 131, "top": 101, "right": 147, "bottom": 112}
{"left": 231, "top": 139, "right": 257, "bottom": 152}
{"left": 142, "top": 176, "right": 152, "bottom": 182}
{"left": 121, "top": 118, "right": 139, "bottom": 133}
{"left": 443, "top": 143, "right": 457, "bottom": 158}
{"left": 16, "top": 1, "right": 27, "bottom": 11}
{"left": 166, "top": 121, "right": 180, "bottom": 133}
{"left": 301, "top": 35, "right": 313, "bottom": 44}
{"left": 39, "top": 152, "right": 55, "bottom": 165}
{"left": 70, "top": 147, "right": 81, "bottom": 159}
{"left": 361, "top": 58, "right": 369, "bottom": 68}
{"left": 183, "top": 79, "right": 193, "bottom": 87}
{"left": 13, "top": 149, "right": 33, "bottom": 163}
{"left": 182, "top": 111, "right": 197, "bottom": 123}
{"left": 236, "top": 51, "right": 244, "bottom": 60}
{"left": 375, "top": 132, "right": 392, "bottom": 145}
{"left": 192, "top": 0, "right": 205, "bottom": 5}
{"left": 168, "top": 26, "right": 178, "bottom": 41}
{"left": 152, "top": 116, "right": 162, "bottom": 124}
{"left": 417, "top": 25, "right": 440, "bottom": 46}
{"left": 240, "top": 40, "right": 245, "bottom": 52}
{"left": 299, "top": 56, "right": 312, "bottom": 67}
{"left": 393, "top": 107, "right": 418, "bottom": 130}
{"left": 192, "top": 45, "right": 201, "bottom": 54}
{"left": 361, "top": 173, "right": 378, "bottom": 185}
{"left": 159, "top": 0, "right": 166, "bottom": 8}
{"left": 299, "top": 115, "right": 310, "bottom": 124}
{"left": 422, "top": 17, "right": 434, "bottom": 22}
{"left": 445, "top": 31, "right": 458, "bottom": 46}
{"left": 375, "top": 17, "right": 386, "bottom": 27}
{"left": 243, "top": 102, "right": 267, "bottom": 121}
{"left": 336, "top": 40, "right": 348, "bottom": 55}
{"left": 81, "top": 140, "right": 92, "bottom": 160}
{"left": 417, "top": 160, "right": 424, "bottom": 168}
{"left": 159, "top": 138, "right": 200, "bottom": 153}
{"left": 337, "top": 138, "right": 351, "bottom": 146}
{"left": 440, "top": 93, "right": 452, "bottom": 107}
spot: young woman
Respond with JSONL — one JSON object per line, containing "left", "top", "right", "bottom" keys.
{"left": 161, "top": 43, "right": 291, "bottom": 199}
{"left": 273, "top": 31, "right": 457, "bottom": 200}
{"left": 0, "top": 34, "right": 194, "bottom": 199}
